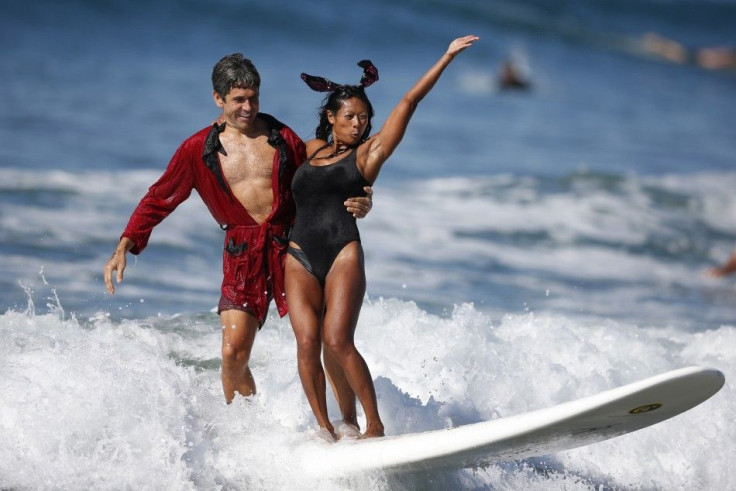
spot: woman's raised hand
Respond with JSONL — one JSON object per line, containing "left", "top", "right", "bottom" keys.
{"left": 447, "top": 35, "right": 480, "bottom": 57}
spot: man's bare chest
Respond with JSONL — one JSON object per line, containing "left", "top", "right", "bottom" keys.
{"left": 219, "top": 140, "right": 276, "bottom": 185}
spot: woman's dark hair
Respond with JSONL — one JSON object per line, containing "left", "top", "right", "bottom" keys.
{"left": 315, "top": 85, "right": 374, "bottom": 144}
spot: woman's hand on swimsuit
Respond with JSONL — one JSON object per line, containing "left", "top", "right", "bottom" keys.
{"left": 345, "top": 186, "right": 373, "bottom": 219}
{"left": 447, "top": 35, "right": 480, "bottom": 58}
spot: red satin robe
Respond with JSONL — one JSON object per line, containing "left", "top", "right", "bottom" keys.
{"left": 121, "top": 114, "right": 305, "bottom": 323}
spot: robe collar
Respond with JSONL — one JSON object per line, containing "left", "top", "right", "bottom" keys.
{"left": 201, "top": 113, "right": 290, "bottom": 196}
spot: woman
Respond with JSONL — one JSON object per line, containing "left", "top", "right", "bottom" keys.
{"left": 285, "top": 35, "right": 479, "bottom": 440}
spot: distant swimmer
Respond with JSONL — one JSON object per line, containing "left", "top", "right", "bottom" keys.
{"left": 696, "top": 46, "right": 736, "bottom": 71}
{"left": 641, "top": 33, "right": 736, "bottom": 71}
{"left": 498, "top": 59, "right": 531, "bottom": 90}
{"left": 707, "top": 246, "right": 736, "bottom": 278}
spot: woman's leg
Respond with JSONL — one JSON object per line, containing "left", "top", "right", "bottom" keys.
{"left": 284, "top": 252, "right": 334, "bottom": 436}
{"left": 323, "top": 242, "right": 385, "bottom": 438}
{"left": 323, "top": 348, "right": 359, "bottom": 430}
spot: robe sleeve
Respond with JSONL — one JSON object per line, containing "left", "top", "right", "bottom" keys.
{"left": 121, "top": 139, "right": 196, "bottom": 255}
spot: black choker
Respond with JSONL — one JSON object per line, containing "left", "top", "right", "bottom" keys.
{"left": 321, "top": 145, "right": 352, "bottom": 160}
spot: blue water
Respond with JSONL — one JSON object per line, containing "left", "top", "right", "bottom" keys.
{"left": 2, "top": 0, "right": 736, "bottom": 489}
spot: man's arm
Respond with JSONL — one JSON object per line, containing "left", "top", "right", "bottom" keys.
{"left": 103, "top": 135, "right": 199, "bottom": 293}
{"left": 345, "top": 186, "right": 373, "bottom": 218}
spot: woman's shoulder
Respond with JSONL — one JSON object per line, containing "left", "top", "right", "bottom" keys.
{"left": 305, "top": 139, "right": 330, "bottom": 155}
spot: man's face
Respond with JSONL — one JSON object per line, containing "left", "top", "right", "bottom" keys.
{"left": 214, "top": 86, "right": 259, "bottom": 132}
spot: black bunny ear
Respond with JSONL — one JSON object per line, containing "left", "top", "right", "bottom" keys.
{"left": 300, "top": 73, "right": 343, "bottom": 92}
{"left": 357, "top": 60, "right": 379, "bottom": 88}
{"left": 301, "top": 61, "right": 377, "bottom": 92}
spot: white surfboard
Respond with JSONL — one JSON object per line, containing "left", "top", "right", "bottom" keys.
{"left": 299, "top": 366, "right": 724, "bottom": 475}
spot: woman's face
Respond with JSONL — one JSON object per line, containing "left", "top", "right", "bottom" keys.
{"left": 328, "top": 97, "right": 369, "bottom": 146}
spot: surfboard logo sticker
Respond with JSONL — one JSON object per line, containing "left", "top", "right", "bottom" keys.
{"left": 628, "top": 403, "right": 662, "bottom": 414}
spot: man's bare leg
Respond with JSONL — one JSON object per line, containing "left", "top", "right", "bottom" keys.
{"left": 220, "top": 309, "right": 259, "bottom": 403}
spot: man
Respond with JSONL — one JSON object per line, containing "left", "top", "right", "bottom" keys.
{"left": 104, "top": 54, "right": 372, "bottom": 408}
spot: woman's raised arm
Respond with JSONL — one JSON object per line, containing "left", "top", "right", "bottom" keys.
{"left": 359, "top": 35, "right": 479, "bottom": 182}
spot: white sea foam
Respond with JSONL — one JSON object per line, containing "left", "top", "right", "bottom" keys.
{"left": 1, "top": 295, "right": 733, "bottom": 490}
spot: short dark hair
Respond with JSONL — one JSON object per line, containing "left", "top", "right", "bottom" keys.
{"left": 212, "top": 53, "right": 261, "bottom": 100}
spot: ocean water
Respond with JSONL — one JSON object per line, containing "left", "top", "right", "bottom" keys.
{"left": 2, "top": 0, "right": 735, "bottom": 489}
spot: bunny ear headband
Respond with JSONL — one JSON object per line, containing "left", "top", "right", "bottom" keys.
{"left": 300, "top": 60, "right": 379, "bottom": 92}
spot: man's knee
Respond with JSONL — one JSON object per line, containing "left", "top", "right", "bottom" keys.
{"left": 221, "top": 343, "right": 239, "bottom": 363}
{"left": 221, "top": 310, "right": 259, "bottom": 347}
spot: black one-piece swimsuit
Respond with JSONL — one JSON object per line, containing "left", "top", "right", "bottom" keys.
{"left": 288, "top": 147, "right": 370, "bottom": 285}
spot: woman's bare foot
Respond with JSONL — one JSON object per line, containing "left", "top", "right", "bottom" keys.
{"left": 360, "top": 422, "right": 385, "bottom": 439}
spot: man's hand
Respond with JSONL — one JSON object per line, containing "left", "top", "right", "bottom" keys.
{"left": 345, "top": 186, "right": 373, "bottom": 218}
{"left": 104, "top": 238, "right": 133, "bottom": 294}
